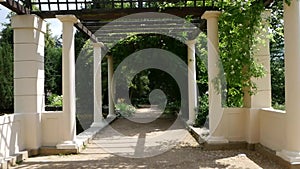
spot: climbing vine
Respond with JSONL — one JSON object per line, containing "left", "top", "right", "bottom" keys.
{"left": 218, "top": 0, "right": 266, "bottom": 107}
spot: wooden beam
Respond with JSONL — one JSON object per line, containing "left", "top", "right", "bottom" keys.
{"left": 75, "top": 22, "right": 98, "bottom": 43}
{"left": 32, "top": 7, "right": 217, "bottom": 20}
{"left": 0, "top": 0, "right": 30, "bottom": 14}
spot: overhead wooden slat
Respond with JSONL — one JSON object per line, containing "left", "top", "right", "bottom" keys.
{"left": 75, "top": 0, "right": 78, "bottom": 10}
{"left": 0, "top": 0, "right": 30, "bottom": 14}
{"left": 82, "top": 19, "right": 201, "bottom": 26}
{"left": 75, "top": 22, "right": 98, "bottom": 42}
{"left": 32, "top": 7, "right": 216, "bottom": 19}
{"left": 92, "top": 27, "right": 198, "bottom": 34}
{"left": 86, "top": 23, "right": 198, "bottom": 30}
{"left": 47, "top": 0, "right": 51, "bottom": 11}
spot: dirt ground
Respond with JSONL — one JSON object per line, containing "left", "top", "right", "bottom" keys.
{"left": 13, "top": 116, "right": 284, "bottom": 169}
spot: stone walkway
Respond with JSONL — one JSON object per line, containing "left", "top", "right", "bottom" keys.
{"left": 13, "top": 116, "right": 284, "bottom": 169}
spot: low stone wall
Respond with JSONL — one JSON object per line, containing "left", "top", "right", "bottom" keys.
{"left": 212, "top": 107, "right": 286, "bottom": 152}
{"left": 41, "top": 111, "right": 64, "bottom": 146}
{"left": 259, "top": 108, "right": 285, "bottom": 151}
{"left": 214, "top": 108, "right": 247, "bottom": 141}
{"left": 0, "top": 114, "right": 24, "bottom": 161}
{"left": 0, "top": 111, "right": 66, "bottom": 159}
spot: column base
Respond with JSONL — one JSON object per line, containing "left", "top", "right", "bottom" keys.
{"left": 277, "top": 150, "right": 300, "bottom": 164}
{"left": 90, "top": 120, "right": 107, "bottom": 128}
{"left": 206, "top": 136, "right": 229, "bottom": 144}
{"left": 186, "top": 119, "right": 195, "bottom": 125}
{"left": 56, "top": 141, "right": 78, "bottom": 149}
{"left": 107, "top": 114, "right": 116, "bottom": 118}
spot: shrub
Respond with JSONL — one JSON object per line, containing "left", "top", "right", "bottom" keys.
{"left": 115, "top": 99, "right": 136, "bottom": 117}
{"left": 164, "top": 101, "right": 180, "bottom": 115}
{"left": 48, "top": 94, "right": 63, "bottom": 107}
{"left": 273, "top": 102, "right": 285, "bottom": 111}
{"left": 194, "top": 93, "right": 209, "bottom": 127}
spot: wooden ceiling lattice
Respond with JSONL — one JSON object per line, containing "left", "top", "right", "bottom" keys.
{"left": 90, "top": 16, "right": 203, "bottom": 43}
{"left": 0, "top": 0, "right": 273, "bottom": 44}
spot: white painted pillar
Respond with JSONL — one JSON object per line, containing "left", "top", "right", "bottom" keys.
{"left": 202, "top": 11, "right": 228, "bottom": 144}
{"left": 91, "top": 42, "right": 104, "bottom": 127}
{"left": 277, "top": 0, "right": 300, "bottom": 163}
{"left": 107, "top": 55, "right": 115, "bottom": 118}
{"left": 12, "top": 14, "right": 46, "bottom": 150}
{"left": 56, "top": 15, "right": 78, "bottom": 149}
{"left": 186, "top": 39, "right": 197, "bottom": 124}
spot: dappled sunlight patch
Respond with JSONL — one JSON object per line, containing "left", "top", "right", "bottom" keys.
{"left": 215, "top": 154, "right": 262, "bottom": 169}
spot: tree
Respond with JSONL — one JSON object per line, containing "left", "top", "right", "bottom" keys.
{"left": 44, "top": 24, "right": 63, "bottom": 102}
{"left": 109, "top": 34, "right": 190, "bottom": 108}
{"left": 270, "top": 0, "right": 285, "bottom": 106}
{"left": 0, "top": 15, "right": 13, "bottom": 112}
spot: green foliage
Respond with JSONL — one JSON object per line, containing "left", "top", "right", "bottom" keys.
{"left": 44, "top": 24, "right": 63, "bottom": 102}
{"left": 0, "top": 20, "right": 13, "bottom": 111}
{"left": 44, "top": 47, "right": 62, "bottom": 96}
{"left": 270, "top": 0, "right": 285, "bottom": 106}
{"left": 110, "top": 34, "right": 189, "bottom": 108}
{"left": 115, "top": 99, "right": 136, "bottom": 117}
{"left": 90, "top": 0, "right": 222, "bottom": 9}
{"left": 75, "top": 31, "right": 89, "bottom": 60}
{"left": 194, "top": 93, "right": 209, "bottom": 127}
{"left": 284, "top": 0, "right": 291, "bottom": 5}
{"left": 273, "top": 102, "right": 285, "bottom": 111}
{"left": 48, "top": 94, "right": 63, "bottom": 106}
{"left": 164, "top": 100, "right": 180, "bottom": 115}
{"left": 130, "top": 71, "right": 150, "bottom": 102}
{"left": 75, "top": 40, "right": 94, "bottom": 113}
{"left": 0, "top": 42, "right": 13, "bottom": 110}
{"left": 196, "top": 32, "right": 208, "bottom": 94}
{"left": 219, "top": 0, "right": 266, "bottom": 107}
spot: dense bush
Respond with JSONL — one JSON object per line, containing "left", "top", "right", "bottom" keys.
{"left": 194, "top": 94, "right": 209, "bottom": 127}
{"left": 115, "top": 99, "right": 136, "bottom": 117}
{"left": 47, "top": 94, "right": 63, "bottom": 107}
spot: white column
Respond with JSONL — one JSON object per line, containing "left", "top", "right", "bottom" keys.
{"left": 202, "top": 11, "right": 228, "bottom": 144}
{"left": 107, "top": 55, "right": 115, "bottom": 118}
{"left": 91, "top": 42, "right": 104, "bottom": 127}
{"left": 56, "top": 15, "right": 78, "bottom": 149}
{"left": 12, "top": 14, "right": 46, "bottom": 150}
{"left": 186, "top": 39, "right": 197, "bottom": 125}
{"left": 277, "top": 0, "right": 300, "bottom": 163}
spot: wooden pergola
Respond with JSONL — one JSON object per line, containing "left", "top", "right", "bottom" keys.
{"left": 0, "top": 0, "right": 272, "bottom": 43}
{"left": 0, "top": 0, "right": 224, "bottom": 43}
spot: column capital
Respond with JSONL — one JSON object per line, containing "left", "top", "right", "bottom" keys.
{"left": 186, "top": 39, "right": 196, "bottom": 46}
{"left": 201, "top": 11, "right": 221, "bottom": 20}
{"left": 12, "top": 14, "right": 46, "bottom": 33}
{"left": 56, "top": 15, "right": 78, "bottom": 23}
{"left": 93, "top": 42, "right": 105, "bottom": 48}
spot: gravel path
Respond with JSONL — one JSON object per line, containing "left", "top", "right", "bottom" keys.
{"left": 13, "top": 117, "right": 284, "bottom": 169}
